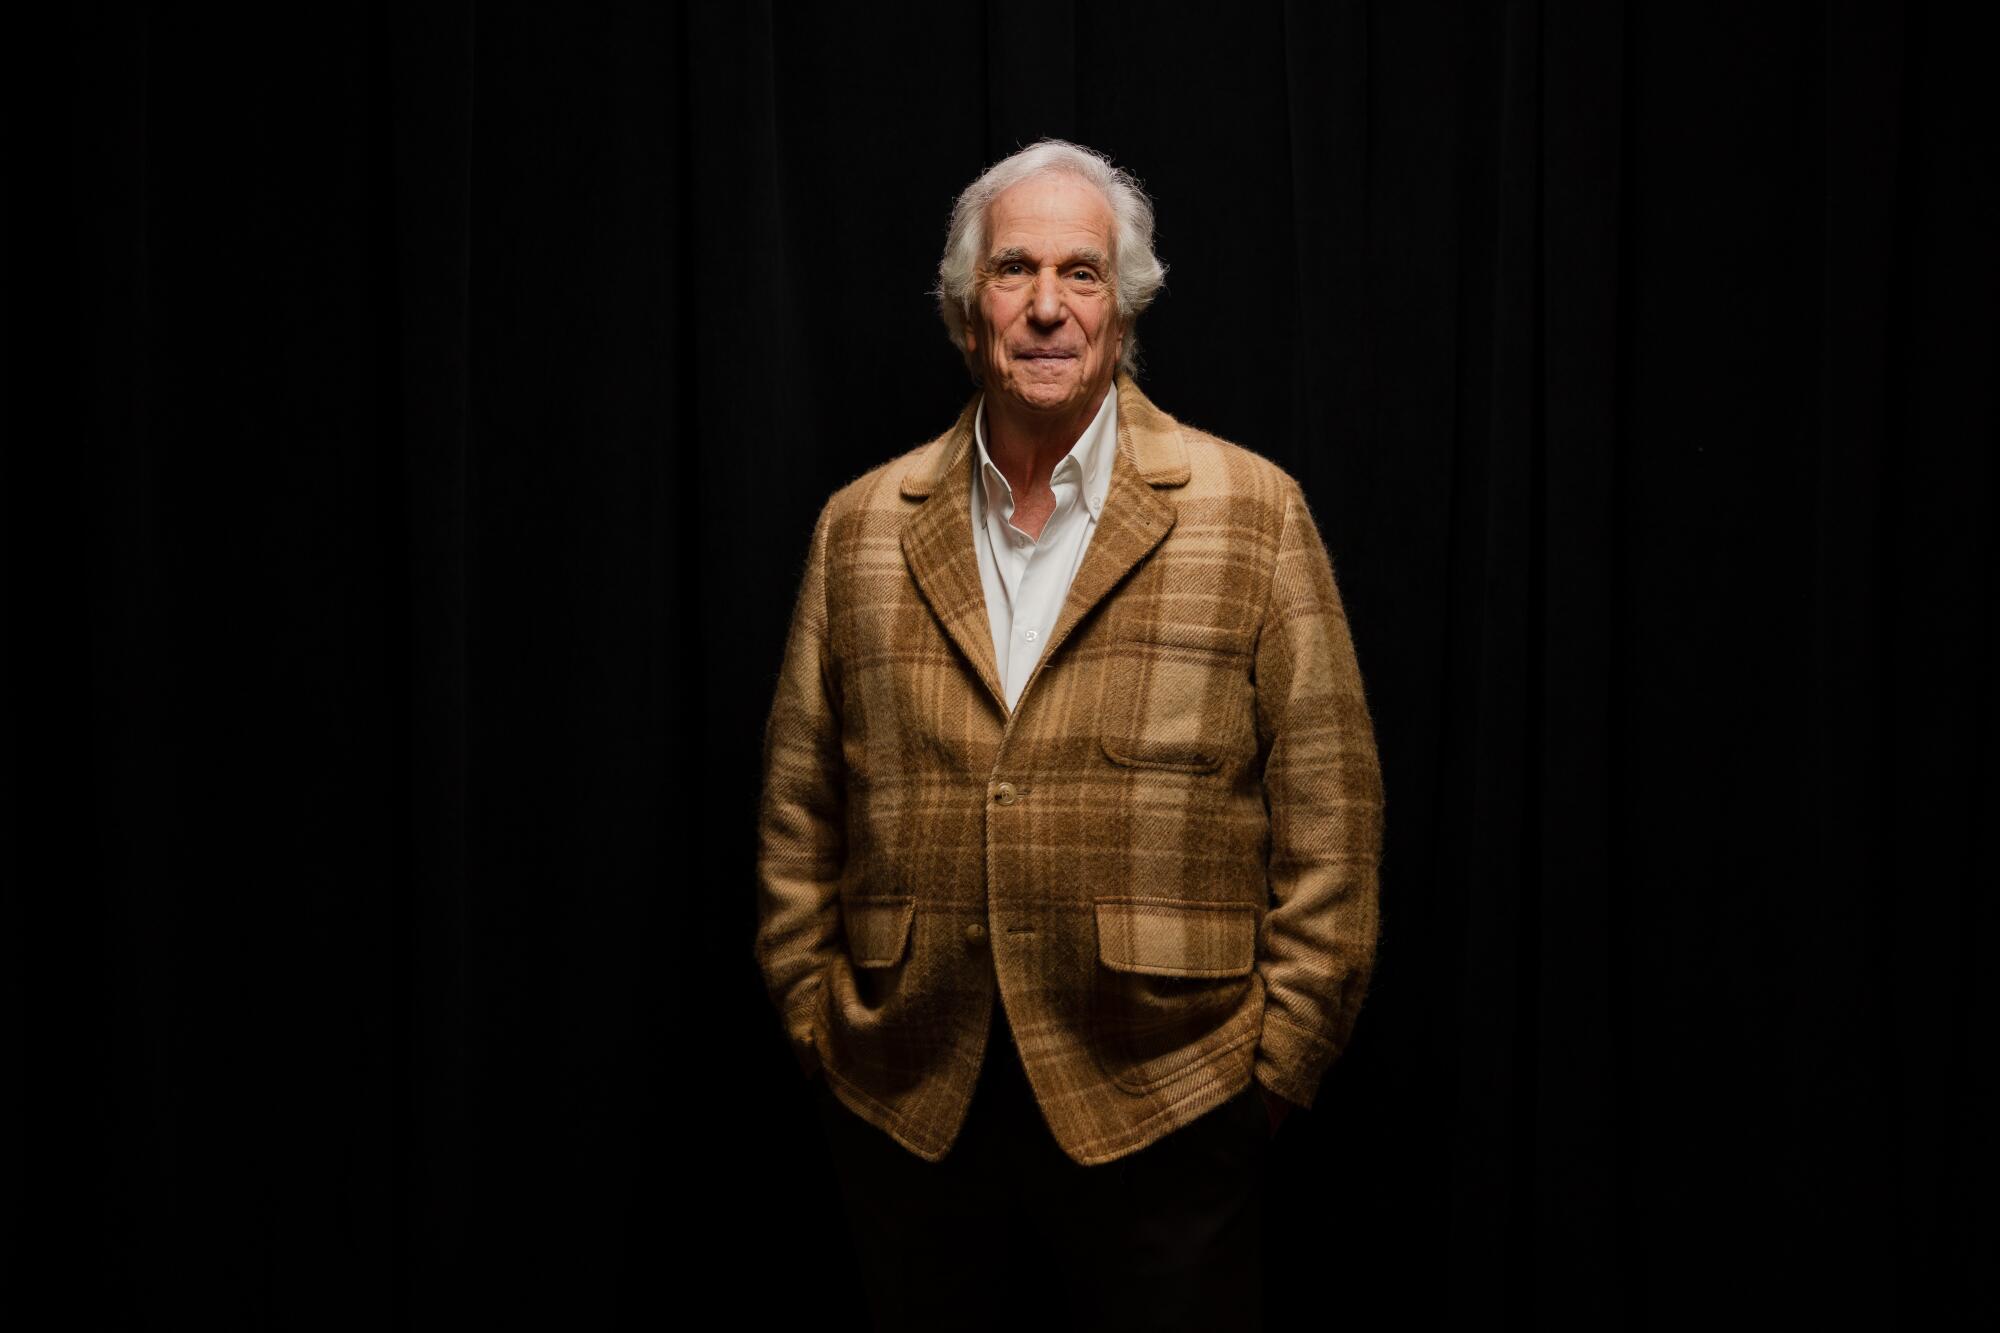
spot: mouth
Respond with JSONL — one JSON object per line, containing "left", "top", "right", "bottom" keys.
{"left": 1013, "top": 349, "right": 1078, "bottom": 361}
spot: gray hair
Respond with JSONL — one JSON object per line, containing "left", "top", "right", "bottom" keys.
{"left": 934, "top": 138, "right": 1168, "bottom": 381}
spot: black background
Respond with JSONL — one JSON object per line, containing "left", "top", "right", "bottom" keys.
{"left": 7, "top": 2, "right": 1993, "bottom": 1328}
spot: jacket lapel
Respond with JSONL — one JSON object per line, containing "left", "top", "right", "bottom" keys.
{"left": 900, "top": 371, "right": 1191, "bottom": 721}
{"left": 897, "top": 394, "right": 1005, "bottom": 714}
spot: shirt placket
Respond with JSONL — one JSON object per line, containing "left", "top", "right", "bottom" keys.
{"left": 982, "top": 471, "right": 1026, "bottom": 700}
{"left": 1013, "top": 471, "right": 1078, "bottom": 698}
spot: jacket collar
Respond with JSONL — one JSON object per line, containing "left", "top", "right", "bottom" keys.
{"left": 899, "top": 369, "right": 1191, "bottom": 499}
{"left": 898, "top": 370, "right": 1189, "bottom": 721}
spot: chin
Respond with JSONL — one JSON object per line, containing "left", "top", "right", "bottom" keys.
{"left": 1009, "top": 371, "right": 1081, "bottom": 402}
{"left": 1020, "top": 386, "right": 1081, "bottom": 411}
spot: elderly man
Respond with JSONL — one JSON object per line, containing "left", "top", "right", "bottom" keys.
{"left": 753, "top": 139, "right": 1384, "bottom": 1331}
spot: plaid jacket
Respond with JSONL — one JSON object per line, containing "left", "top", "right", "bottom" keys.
{"left": 753, "top": 370, "right": 1384, "bottom": 1165}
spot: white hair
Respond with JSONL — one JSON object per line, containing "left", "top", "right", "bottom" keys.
{"left": 934, "top": 138, "right": 1168, "bottom": 381}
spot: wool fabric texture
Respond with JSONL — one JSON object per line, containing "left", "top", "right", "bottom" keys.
{"left": 753, "top": 370, "right": 1385, "bottom": 1165}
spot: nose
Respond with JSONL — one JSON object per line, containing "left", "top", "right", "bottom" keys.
{"left": 1028, "top": 268, "right": 1066, "bottom": 326}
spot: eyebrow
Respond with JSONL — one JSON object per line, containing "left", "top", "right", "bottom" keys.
{"left": 985, "top": 245, "right": 1111, "bottom": 273}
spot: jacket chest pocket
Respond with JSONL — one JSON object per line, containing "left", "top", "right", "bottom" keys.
{"left": 1099, "top": 633, "right": 1254, "bottom": 772}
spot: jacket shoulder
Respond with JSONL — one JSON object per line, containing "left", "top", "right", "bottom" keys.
{"left": 1169, "top": 417, "right": 1305, "bottom": 518}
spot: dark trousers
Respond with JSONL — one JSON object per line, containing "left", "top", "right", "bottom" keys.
{"left": 811, "top": 1000, "right": 1268, "bottom": 1333}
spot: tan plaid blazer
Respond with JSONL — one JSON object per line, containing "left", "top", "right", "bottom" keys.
{"left": 753, "top": 370, "right": 1384, "bottom": 1166}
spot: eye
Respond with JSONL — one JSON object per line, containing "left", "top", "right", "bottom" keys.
{"left": 1070, "top": 268, "right": 1100, "bottom": 283}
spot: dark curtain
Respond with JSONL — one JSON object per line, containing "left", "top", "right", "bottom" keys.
{"left": 8, "top": 1, "right": 1991, "bottom": 1327}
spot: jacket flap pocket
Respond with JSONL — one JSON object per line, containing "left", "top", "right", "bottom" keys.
{"left": 842, "top": 895, "right": 916, "bottom": 969}
{"left": 1121, "top": 625, "right": 1252, "bottom": 657}
{"left": 1094, "top": 897, "right": 1258, "bottom": 977}
{"left": 1098, "top": 634, "right": 1252, "bottom": 772}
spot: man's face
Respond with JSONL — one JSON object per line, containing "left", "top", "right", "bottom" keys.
{"left": 965, "top": 172, "right": 1123, "bottom": 420}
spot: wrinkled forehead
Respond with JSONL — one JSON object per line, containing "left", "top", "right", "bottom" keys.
{"left": 984, "top": 170, "right": 1118, "bottom": 259}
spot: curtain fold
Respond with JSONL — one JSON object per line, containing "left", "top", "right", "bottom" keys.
{"left": 7, "top": 1, "right": 1989, "bottom": 1325}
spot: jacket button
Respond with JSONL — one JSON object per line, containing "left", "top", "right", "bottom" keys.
{"left": 994, "top": 782, "right": 1017, "bottom": 804}
{"left": 964, "top": 922, "right": 988, "bottom": 944}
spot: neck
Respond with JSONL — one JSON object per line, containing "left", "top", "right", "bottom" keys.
{"left": 982, "top": 379, "right": 1113, "bottom": 491}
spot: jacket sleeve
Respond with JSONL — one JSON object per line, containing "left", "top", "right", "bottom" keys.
{"left": 1250, "top": 476, "right": 1386, "bottom": 1109}
{"left": 752, "top": 497, "right": 847, "bottom": 1079}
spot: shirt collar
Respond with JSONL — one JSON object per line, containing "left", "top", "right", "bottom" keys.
{"left": 972, "top": 384, "right": 1119, "bottom": 520}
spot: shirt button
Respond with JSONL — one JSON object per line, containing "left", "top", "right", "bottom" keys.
{"left": 994, "top": 782, "right": 1017, "bottom": 805}
{"left": 964, "top": 922, "right": 988, "bottom": 944}
{"left": 1022, "top": 628, "right": 1038, "bottom": 642}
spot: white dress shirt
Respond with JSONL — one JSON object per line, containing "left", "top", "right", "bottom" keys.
{"left": 970, "top": 385, "right": 1119, "bottom": 712}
